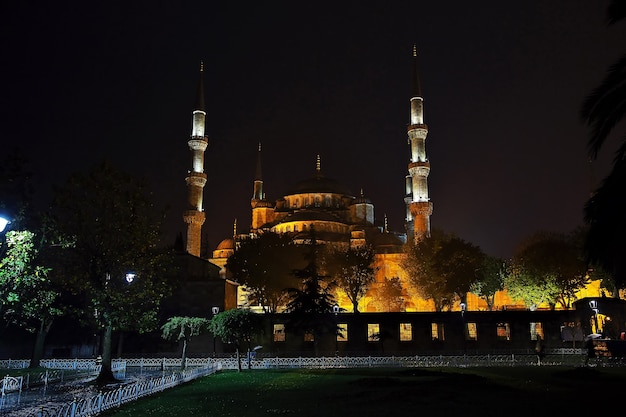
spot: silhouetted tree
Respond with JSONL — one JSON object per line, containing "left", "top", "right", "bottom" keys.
{"left": 51, "top": 161, "right": 173, "bottom": 385}
{"left": 323, "top": 245, "right": 376, "bottom": 313}
{"left": 580, "top": 0, "right": 626, "bottom": 296}
{"left": 284, "top": 230, "right": 339, "bottom": 355}
{"left": 403, "top": 229, "right": 483, "bottom": 311}
{"left": 226, "top": 232, "right": 306, "bottom": 312}
{"left": 470, "top": 256, "right": 506, "bottom": 311}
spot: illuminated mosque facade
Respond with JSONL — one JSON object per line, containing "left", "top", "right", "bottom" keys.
{"left": 182, "top": 49, "right": 600, "bottom": 314}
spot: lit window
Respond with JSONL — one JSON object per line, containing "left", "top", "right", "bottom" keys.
{"left": 273, "top": 324, "right": 285, "bottom": 342}
{"left": 400, "top": 323, "right": 412, "bottom": 341}
{"left": 465, "top": 322, "right": 478, "bottom": 341}
{"left": 431, "top": 323, "right": 444, "bottom": 341}
{"left": 367, "top": 324, "right": 380, "bottom": 342}
{"left": 337, "top": 324, "right": 348, "bottom": 342}
{"left": 496, "top": 323, "right": 511, "bottom": 341}
{"left": 530, "top": 322, "right": 544, "bottom": 341}
{"left": 304, "top": 332, "right": 314, "bottom": 342}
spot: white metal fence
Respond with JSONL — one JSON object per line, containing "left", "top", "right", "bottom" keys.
{"left": 11, "top": 363, "right": 221, "bottom": 417}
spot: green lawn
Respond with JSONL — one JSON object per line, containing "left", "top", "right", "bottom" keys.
{"left": 98, "top": 366, "right": 626, "bottom": 417}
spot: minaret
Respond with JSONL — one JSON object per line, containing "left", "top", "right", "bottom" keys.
{"left": 406, "top": 45, "right": 433, "bottom": 241}
{"left": 251, "top": 143, "right": 274, "bottom": 232}
{"left": 183, "top": 62, "right": 209, "bottom": 257}
{"left": 251, "top": 142, "right": 263, "bottom": 207}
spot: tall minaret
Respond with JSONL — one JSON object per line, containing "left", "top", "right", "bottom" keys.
{"left": 183, "top": 62, "right": 209, "bottom": 257}
{"left": 406, "top": 45, "right": 433, "bottom": 241}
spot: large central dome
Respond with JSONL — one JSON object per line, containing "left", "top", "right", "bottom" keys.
{"left": 286, "top": 172, "right": 353, "bottom": 196}
{"left": 285, "top": 155, "right": 354, "bottom": 196}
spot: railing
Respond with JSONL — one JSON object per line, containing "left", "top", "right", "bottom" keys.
{"left": 1, "top": 375, "right": 23, "bottom": 395}
{"left": 18, "top": 363, "right": 221, "bottom": 417}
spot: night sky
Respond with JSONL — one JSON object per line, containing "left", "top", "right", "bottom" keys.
{"left": 3, "top": 1, "right": 625, "bottom": 259}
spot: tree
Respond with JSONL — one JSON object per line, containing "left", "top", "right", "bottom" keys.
{"left": 0, "top": 229, "right": 63, "bottom": 368}
{"left": 323, "top": 245, "right": 376, "bottom": 313}
{"left": 50, "top": 161, "right": 173, "bottom": 385}
{"left": 372, "top": 277, "right": 405, "bottom": 312}
{"left": 580, "top": 0, "right": 626, "bottom": 296}
{"left": 507, "top": 231, "right": 589, "bottom": 309}
{"left": 208, "top": 308, "right": 263, "bottom": 372}
{"left": 402, "top": 229, "right": 483, "bottom": 311}
{"left": 284, "top": 231, "right": 339, "bottom": 355}
{"left": 470, "top": 256, "right": 506, "bottom": 311}
{"left": 434, "top": 236, "right": 485, "bottom": 306}
{"left": 225, "top": 232, "right": 305, "bottom": 312}
{"left": 161, "top": 316, "right": 210, "bottom": 370}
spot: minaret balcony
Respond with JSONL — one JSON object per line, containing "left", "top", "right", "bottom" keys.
{"left": 183, "top": 210, "right": 206, "bottom": 225}
{"left": 409, "top": 201, "right": 433, "bottom": 217}
{"left": 408, "top": 161, "right": 430, "bottom": 177}
{"left": 188, "top": 137, "right": 208, "bottom": 151}
{"left": 185, "top": 172, "right": 207, "bottom": 187}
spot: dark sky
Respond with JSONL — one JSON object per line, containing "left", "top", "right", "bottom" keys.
{"left": 3, "top": 1, "right": 624, "bottom": 259}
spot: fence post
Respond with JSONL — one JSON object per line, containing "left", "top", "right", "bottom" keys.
{"left": 70, "top": 399, "right": 77, "bottom": 417}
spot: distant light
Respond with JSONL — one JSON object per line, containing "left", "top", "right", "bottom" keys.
{"left": 126, "top": 273, "right": 136, "bottom": 283}
{"left": 0, "top": 216, "right": 10, "bottom": 233}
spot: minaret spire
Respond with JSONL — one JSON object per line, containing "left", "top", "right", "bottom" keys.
{"left": 405, "top": 45, "right": 433, "bottom": 241}
{"left": 183, "top": 62, "right": 209, "bottom": 257}
{"left": 250, "top": 143, "right": 274, "bottom": 232}
{"left": 252, "top": 142, "right": 263, "bottom": 201}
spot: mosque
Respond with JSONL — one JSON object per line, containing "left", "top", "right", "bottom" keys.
{"left": 180, "top": 47, "right": 599, "bottom": 314}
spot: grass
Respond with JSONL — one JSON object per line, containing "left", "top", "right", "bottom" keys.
{"left": 97, "top": 366, "right": 626, "bottom": 417}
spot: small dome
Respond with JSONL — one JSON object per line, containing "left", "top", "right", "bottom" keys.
{"left": 216, "top": 238, "right": 235, "bottom": 250}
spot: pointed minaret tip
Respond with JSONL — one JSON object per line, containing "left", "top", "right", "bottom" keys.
{"left": 316, "top": 155, "right": 321, "bottom": 173}
{"left": 258, "top": 142, "right": 262, "bottom": 152}
{"left": 195, "top": 62, "right": 206, "bottom": 111}
{"left": 413, "top": 44, "right": 417, "bottom": 57}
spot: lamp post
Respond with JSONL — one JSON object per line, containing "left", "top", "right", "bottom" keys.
{"left": 589, "top": 300, "right": 600, "bottom": 334}
{"left": 211, "top": 306, "right": 220, "bottom": 355}
{"left": 333, "top": 304, "right": 340, "bottom": 356}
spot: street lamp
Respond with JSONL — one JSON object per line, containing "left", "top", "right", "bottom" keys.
{"left": 589, "top": 299, "right": 600, "bottom": 334}
{"left": 0, "top": 216, "right": 10, "bottom": 233}
{"left": 125, "top": 272, "right": 136, "bottom": 284}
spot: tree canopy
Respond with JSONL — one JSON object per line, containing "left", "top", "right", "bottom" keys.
{"left": 506, "top": 230, "right": 589, "bottom": 309}
{"left": 323, "top": 245, "right": 376, "bottom": 313}
{"left": 162, "top": 316, "right": 210, "bottom": 369}
{"left": 208, "top": 308, "right": 263, "bottom": 371}
{"left": 402, "top": 229, "right": 484, "bottom": 311}
{"left": 284, "top": 232, "right": 339, "bottom": 354}
{"left": 225, "top": 232, "right": 306, "bottom": 312}
{"left": 50, "top": 161, "right": 173, "bottom": 384}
